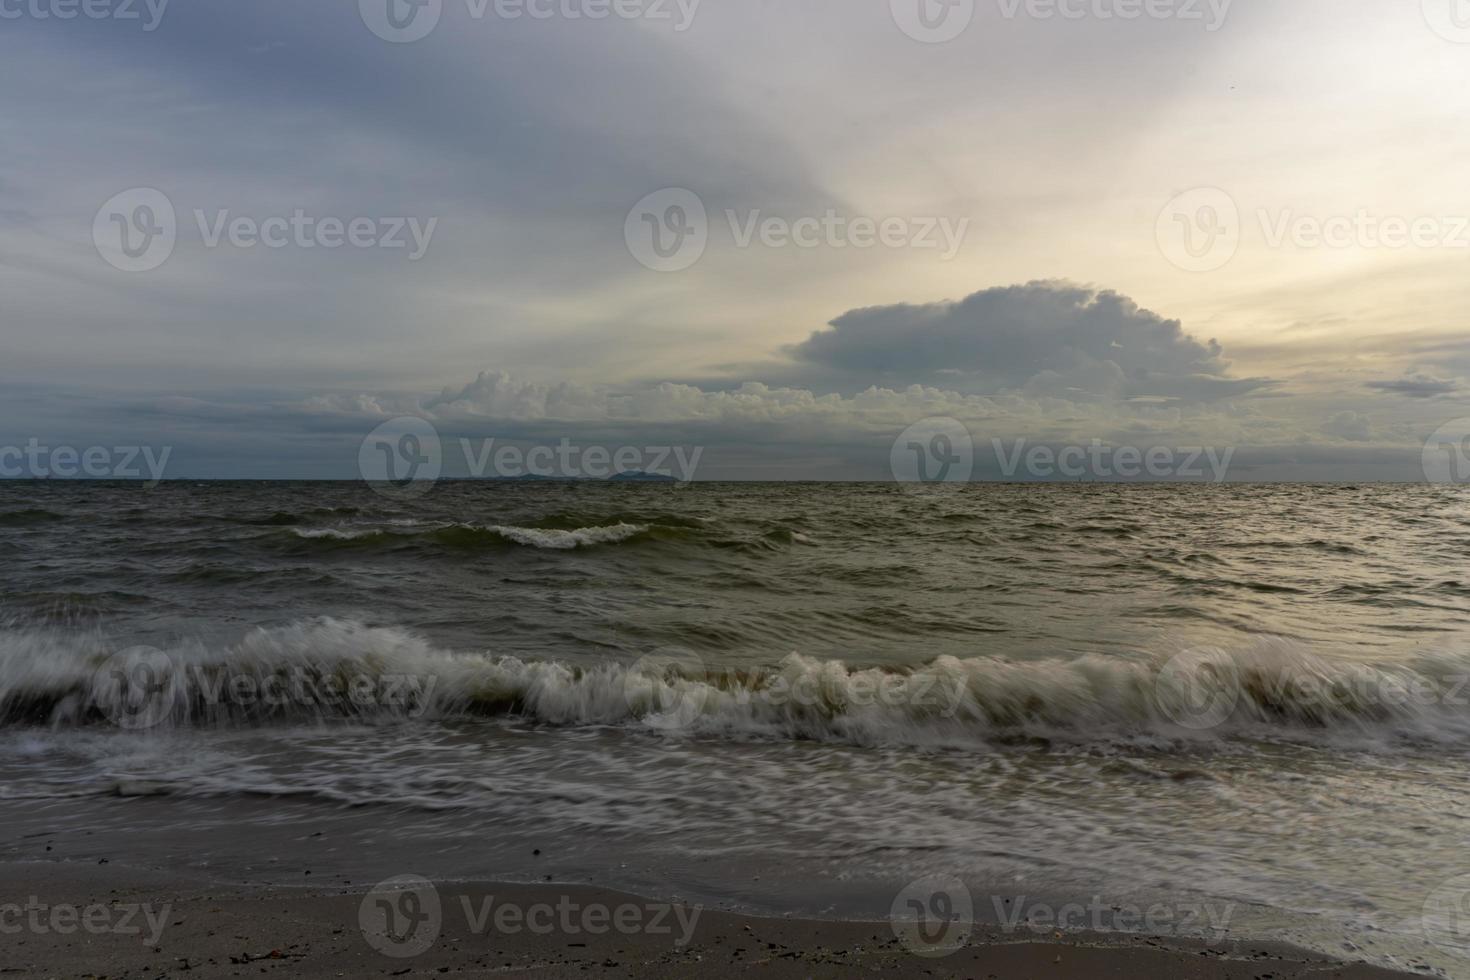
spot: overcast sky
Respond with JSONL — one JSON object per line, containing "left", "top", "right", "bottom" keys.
{"left": 4, "top": 0, "right": 1470, "bottom": 480}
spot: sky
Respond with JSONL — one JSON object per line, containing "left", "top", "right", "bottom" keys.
{"left": 3, "top": 0, "right": 1470, "bottom": 481}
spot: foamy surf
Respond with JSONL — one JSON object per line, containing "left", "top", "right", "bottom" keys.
{"left": 3, "top": 619, "right": 1469, "bottom": 749}
{"left": 482, "top": 522, "right": 648, "bottom": 549}
{"left": 288, "top": 522, "right": 650, "bottom": 549}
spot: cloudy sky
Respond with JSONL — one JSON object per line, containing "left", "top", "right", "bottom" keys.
{"left": 4, "top": 0, "right": 1470, "bottom": 479}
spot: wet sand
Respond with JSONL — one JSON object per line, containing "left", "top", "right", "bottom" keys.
{"left": 0, "top": 862, "right": 1415, "bottom": 979}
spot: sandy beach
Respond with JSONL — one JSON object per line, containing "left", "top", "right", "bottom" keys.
{"left": 0, "top": 862, "right": 1416, "bottom": 979}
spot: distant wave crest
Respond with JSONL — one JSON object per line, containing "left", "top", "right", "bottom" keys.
{"left": 288, "top": 522, "right": 651, "bottom": 550}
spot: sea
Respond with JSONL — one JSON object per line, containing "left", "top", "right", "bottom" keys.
{"left": 2, "top": 480, "right": 1469, "bottom": 975}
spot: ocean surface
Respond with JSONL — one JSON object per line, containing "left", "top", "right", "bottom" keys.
{"left": 3, "top": 481, "right": 1470, "bottom": 974}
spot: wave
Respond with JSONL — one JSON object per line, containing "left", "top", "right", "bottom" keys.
{"left": 525, "top": 511, "right": 706, "bottom": 532}
{"left": 4, "top": 620, "right": 1470, "bottom": 749}
{"left": 288, "top": 522, "right": 652, "bottom": 550}
{"left": 280, "top": 518, "right": 811, "bottom": 553}
{"left": 291, "top": 527, "right": 387, "bottom": 541}
{"left": 708, "top": 528, "right": 816, "bottom": 552}
{"left": 481, "top": 523, "right": 648, "bottom": 549}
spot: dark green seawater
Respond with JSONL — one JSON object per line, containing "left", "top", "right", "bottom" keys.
{"left": 3, "top": 481, "right": 1470, "bottom": 975}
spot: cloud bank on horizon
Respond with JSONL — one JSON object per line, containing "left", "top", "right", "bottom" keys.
{"left": 2, "top": 0, "right": 1469, "bottom": 480}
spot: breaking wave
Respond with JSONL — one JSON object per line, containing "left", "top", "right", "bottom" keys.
{"left": 288, "top": 522, "right": 652, "bottom": 550}
{"left": 3, "top": 619, "right": 1470, "bottom": 749}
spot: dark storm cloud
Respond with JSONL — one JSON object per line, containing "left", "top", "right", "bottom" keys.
{"left": 1365, "top": 373, "right": 1462, "bottom": 399}
{"left": 783, "top": 281, "right": 1273, "bottom": 401}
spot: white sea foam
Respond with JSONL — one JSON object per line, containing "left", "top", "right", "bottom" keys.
{"left": 482, "top": 523, "right": 648, "bottom": 549}
{"left": 2, "top": 619, "right": 1469, "bottom": 749}
{"left": 289, "top": 523, "right": 648, "bottom": 549}
{"left": 291, "top": 527, "right": 378, "bottom": 540}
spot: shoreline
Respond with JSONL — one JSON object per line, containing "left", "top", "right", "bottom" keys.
{"left": 0, "top": 862, "right": 1420, "bottom": 979}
